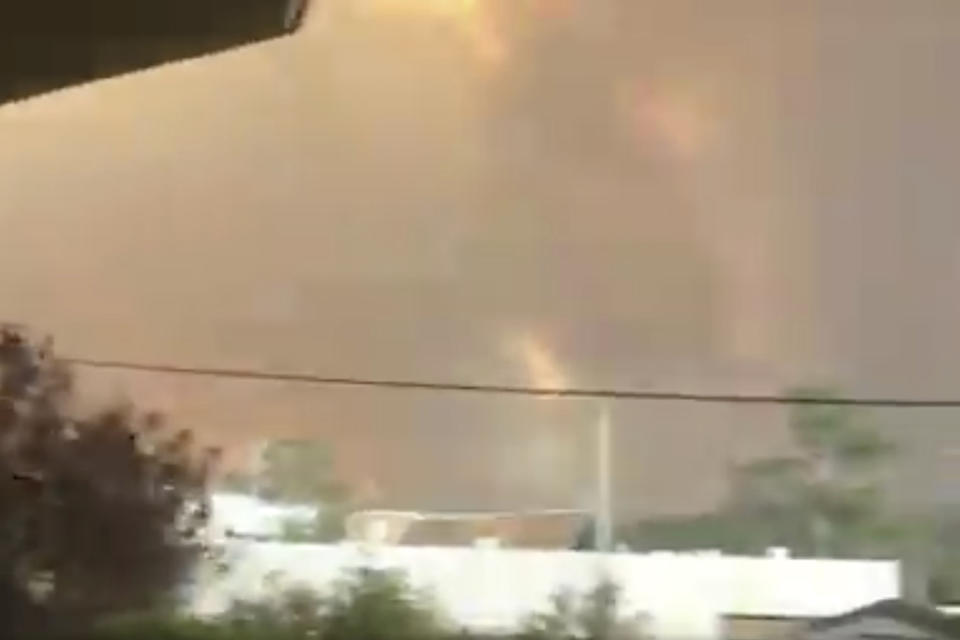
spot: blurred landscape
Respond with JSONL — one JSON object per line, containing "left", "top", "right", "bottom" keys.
{"left": 2, "top": 0, "right": 960, "bottom": 591}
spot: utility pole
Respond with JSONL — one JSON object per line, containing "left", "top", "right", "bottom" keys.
{"left": 595, "top": 404, "right": 613, "bottom": 552}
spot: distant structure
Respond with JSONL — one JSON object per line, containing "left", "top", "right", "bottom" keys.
{"left": 345, "top": 509, "right": 589, "bottom": 548}
{"left": 806, "top": 599, "right": 960, "bottom": 640}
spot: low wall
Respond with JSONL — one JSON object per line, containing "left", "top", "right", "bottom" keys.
{"left": 190, "top": 542, "right": 899, "bottom": 640}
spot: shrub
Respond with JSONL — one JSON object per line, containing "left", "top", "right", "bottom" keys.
{"left": 84, "top": 613, "right": 232, "bottom": 640}
{"left": 222, "top": 582, "right": 328, "bottom": 639}
{"left": 520, "top": 579, "right": 646, "bottom": 640}
{"left": 81, "top": 570, "right": 644, "bottom": 640}
{"left": 96, "top": 567, "right": 453, "bottom": 640}
{"left": 322, "top": 568, "right": 448, "bottom": 640}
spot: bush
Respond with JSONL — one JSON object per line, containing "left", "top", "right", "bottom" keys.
{"left": 322, "top": 568, "right": 448, "bottom": 640}
{"left": 84, "top": 613, "right": 232, "bottom": 640}
{"left": 86, "top": 567, "right": 449, "bottom": 640}
{"left": 83, "top": 570, "right": 644, "bottom": 640}
{"left": 520, "top": 579, "right": 646, "bottom": 640}
{"left": 222, "top": 582, "right": 328, "bottom": 639}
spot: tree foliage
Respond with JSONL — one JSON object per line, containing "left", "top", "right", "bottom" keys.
{"left": 626, "top": 386, "right": 898, "bottom": 558}
{"left": 730, "top": 387, "right": 896, "bottom": 556}
{"left": 0, "top": 328, "right": 213, "bottom": 630}
{"left": 259, "top": 439, "right": 344, "bottom": 505}
{"left": 223, "top": 438, "right": 348, "bottom": 542}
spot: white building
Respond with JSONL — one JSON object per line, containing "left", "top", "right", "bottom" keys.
{"left": 191, "top": 542, "right": 900, "bottom": 640}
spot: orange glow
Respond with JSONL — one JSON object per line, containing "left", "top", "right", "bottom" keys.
{"left": 506, "top": 333, "right": 569, "bottom": 390}
{"left": 358, "top": 0, "right": 508, "bottom": 67}
{"left": 360, "top": 0, "right": 478, "bottom": 18}
{"left": 465, "top": 9, "right": 509, "bottom": 67}
{"left": 623, "top": 80, "right": 714, "bottom": 160}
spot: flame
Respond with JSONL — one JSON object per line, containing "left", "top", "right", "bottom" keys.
{"left": 507, "top": 333, "right": 569, "bottom": 390}
{"left": 465, "top": 10, "right": 509, "bottom": 67}
{"left": 623, "top": 80, "right": 714, "bottom": 160}
{"left": 360, "top": 0, "right": 478, "bottom": 18}
{"left": 356, "top": 0, "right": 508, "bottom": 67}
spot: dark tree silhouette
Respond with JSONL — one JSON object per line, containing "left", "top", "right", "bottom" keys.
{"left": 0, "top": 328, "right": 213, "bottom": 632}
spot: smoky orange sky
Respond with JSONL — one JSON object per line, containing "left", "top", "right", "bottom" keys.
{"left": 2, "top": 0, "right": 960, "bottom": 516}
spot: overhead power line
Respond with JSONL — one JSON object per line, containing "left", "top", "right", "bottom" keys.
{"left": 62, "top": 357, "right": 960, "bottom": 408}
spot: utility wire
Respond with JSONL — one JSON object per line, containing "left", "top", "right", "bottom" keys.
{"left": 63, "top": 357, "right": 960, "bottom": 407}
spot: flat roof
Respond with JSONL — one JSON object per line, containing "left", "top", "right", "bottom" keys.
{"left": 1, "top": 0, "right": 307, "bottom": 103}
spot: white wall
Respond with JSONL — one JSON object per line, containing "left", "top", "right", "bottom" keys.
{"left": 208, "top": 493, "right": 318, "bottom": 539}
{"left": 190, "top": 542, "right": 899, "bottom": 640}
